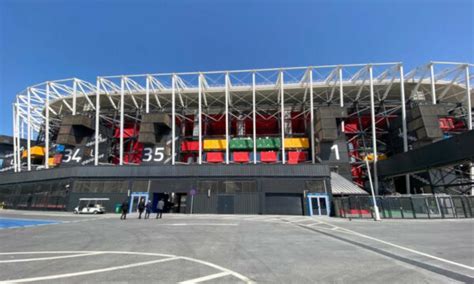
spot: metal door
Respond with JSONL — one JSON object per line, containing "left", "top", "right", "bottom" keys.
{"left": 217, "top": 195, "right": 234, "bottom": 214}
{"left": 129, "top": 192, "right": 149, "bottom": 214}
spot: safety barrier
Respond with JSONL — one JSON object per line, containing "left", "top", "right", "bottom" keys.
{"left": 333, "top": 195, "right": 473, "bottom": 219}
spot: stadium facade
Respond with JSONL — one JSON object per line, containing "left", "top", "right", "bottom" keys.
{"left": 0, "top": 61, "right": 472, "bottom": 215}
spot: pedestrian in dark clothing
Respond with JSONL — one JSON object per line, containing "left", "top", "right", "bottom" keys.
{"left": 144, "top": 200, "right": 152, "bottom": 219}
{"left": 156, "top": 199, "right": 164, "bottom": 219}
{"left": 120, "top": 200, "right": 129, "bottom": 220}
{"left": 138, "top": 199, "right": 146, "bottom": 219}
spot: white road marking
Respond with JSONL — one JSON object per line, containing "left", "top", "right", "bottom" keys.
{"left": 0, "top": 251, "right": 253, "bottom": 283}
{"left": 179, "top": 256, "right": 254, "bottom": 283}
{"left": 168, "top": 223, "right": 238, "bottom": 226}
{"left": 297, "top": 219, "right": 474, "bottom": 271}
{"left": 2, "top": 257, "right": 180, "bottom": 283}
{"left": 179, "top": 271, "right": 231, "bottom": 283}
{"left": 0, "top": 252, "right": 103, "bottom": 263}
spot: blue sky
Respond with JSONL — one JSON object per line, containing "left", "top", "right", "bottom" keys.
{"left": 0, "top": 0, "right": 472, "bottom": 135}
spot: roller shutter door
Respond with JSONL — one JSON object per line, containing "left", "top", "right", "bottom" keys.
{"left": 265, "top": 193, "right": 303, "bottom": 215}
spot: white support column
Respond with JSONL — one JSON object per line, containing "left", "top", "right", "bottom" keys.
{"left": 252, "top": 72, "right": 257, "bottom": 164}
{"left": 430, "top": 64, "right": 437, "bottom": 105}
{"left": 16, "top": 99, "right": 21, "bottom": 172}
{"left": 466, "top": 65, "right": 472, "bottom": 131}
{"left": 94, "top": 77, "right": 101, "bottom": 166}
{"left": 198, "top": 74, "right": 203, "bottom": 165}
{"left": 369, "top": 66, "right": 378, "bottom": 195}
{"left": 225, "top": 73, "right": 230, "bottom": 164}
{"left": 309, "top": 68, "right": 315, "bottom": 164}
{"left": 72, "top": 79, "right": 77, "bottom": 115}
{"left": 399, "top": 65, "right": 410, "bottom": 193}
{"left": 45, "top": 82, "right": 50, "bottom": 169}
{"left": 339, "top": 67, "right": 344, "bottom": 107}
{"left": 465, "top": 65, "right": 473, "bottom": 195}
{"left": 171, "top": 74, "right": 176, "bottom": 165}
{"left": 119, "top": 77, "right": 125, "bottom": 166}
{"left": 12, "top": 104, "right": 17, "bottom": 172}
{"left": 280, "top": 71, "right": 285, "bottom": 164}
{"left": 145, "top": 75, "right": 150, "bottom": 114}
{"left": 27, "top": 88, "right": 31, "bottom": 171}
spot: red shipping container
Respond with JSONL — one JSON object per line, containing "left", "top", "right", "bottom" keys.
{"left": 181, "top": 141, "right": 200, "bottom": 152}
{"left": 260, "top": 151, "right": 278, "bottom": 163}
{"left": 206, "top": 152, "right": 224, "bottom": 163}
{"left": 114, "top": 127, "right": 138, "bottom": 138}
{"left": 233, "top": 152, "right": 249, "bottom": 163}
{"left": 439, "top": 117, "right": 455, "bottom": 131}
{"left": 287, "top": 151, "right": 307, "bottom": 164}
{"left": 344, "top": 122, "right": 359, "bottom": 133}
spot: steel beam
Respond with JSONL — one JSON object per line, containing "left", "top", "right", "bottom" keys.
{"left": 119, "top": 77, "right": 125, "bottom": 165}
{"left": 430, "top": 64, "right": 437, "bottom": 104}
{"left": 72, "top": 79, "right": 77, "bottom": 115}
{"left": 225, "top": 73, "right": 230, "bottom": 164}
{"left": 146, "top": 76, "right": 150, "bottom": 114}
{"left": 399, "top": 65, "right": 410, "bottom": 193}
{"left": 45, "top": 82, "right": 50, "bottom": 169}
{"left": 171, "top": 74, "right": 176, "bottom": 165}
{"left": 369, "top": 66, "right": 378, "bottom": 194}
{"left": 280, "top": 71, "right": 286, "bottom": 164}
{"left": 12, "top": 104, "right": 17, "bottom": 172}
{"left": 198, "top": 74, "right": 203, "bottom": 165}
{"left": 339, "top": 67, "right": 344, "bottom": 107}
{"left": 27, "top": 88, "right": 31, "bottom": 171}
{"left": 94, "top": 78, "right": 100, "bottom": 166}
{"left": 309, "top": 69, "right": 315, "bottom": 164}
{"left": 252, "top": 72, "right": 257, "bottom": 164}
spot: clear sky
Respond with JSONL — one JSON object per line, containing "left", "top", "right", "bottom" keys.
{"left": 0, "top": 0, "right": 472, "bottom": 135}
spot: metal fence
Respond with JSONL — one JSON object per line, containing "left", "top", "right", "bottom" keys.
{"left": 333, "top": 195, "right": 474, "bottom": 219}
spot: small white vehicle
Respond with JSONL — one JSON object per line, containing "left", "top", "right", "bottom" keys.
{"left": 73, "top": 198, "right": 109, "bottom": 214}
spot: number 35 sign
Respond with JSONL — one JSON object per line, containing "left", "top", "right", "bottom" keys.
{"left": 141, "top": 147, "right": 170, "bottom": 164}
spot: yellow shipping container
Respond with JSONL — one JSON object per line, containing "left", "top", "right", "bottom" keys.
{"left": 203, "top": 139, "right": 227, "bottom": 150}
{"left": 21, "top": 146, "right": 45, "bottom": 158}
{"left": 284, "top": 138, "right": 309, "bottom": 149}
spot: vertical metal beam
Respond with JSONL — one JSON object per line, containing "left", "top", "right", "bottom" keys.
{"left": 280, "top": 71, "right": 286, "bottom": 164}
{"left": 94, "top": 77, "right": 100, "bottom": 166}
{"left": 72, "top": 79, "right": 77, "bottom": 115}
{"left": 466, "top": 65, "right": 472, "bottom": 131}
{"left": 465, "top": 65, "right": 473, "bottom": 195}
{"left": 171, "top": 74, "right": 176, "bottom": 165}
{"left": 400, "top": 65, "right": 410, "bottom": 193}
{"left": 16, "top": 99, "right": 21, "bottom": 172}
{"left": 119, "top": 77, "right": 125, "bottom": 165}
{"left": 145, "top": 75, "right": 150, "bottom": 114}
{"left": 198, "top": 74, "right": 203, "bottom": 165}
{"left": 430, "top": 64, "right": 437, "bottom": 105}
{"left": 309, "top": 68, "right": 315, "bottom": 164}
{"left": 45, "top": 82, "right": 50, "bottom": 169}
{"left": 369, "top": 66, "right": 378, "bottom": 194}
{"left": 339, "top": 67, "right": 344, "bottom": 107}
{"left": 12, "top": 104, "right": 17, "bottom": 172}
{"left": 27, "top": 88, "right": 31, "bottom": 171}
{"left": 252, "top": 72, "right": 257, "bottom": 164}
{"left": 225, "top": 73, "right": 230, "bottom": 164}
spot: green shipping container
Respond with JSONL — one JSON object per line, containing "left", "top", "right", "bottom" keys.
{"left": 256, "top": 138, "right": 281, "bottom": 149}
{"left": 229, "top": 138, "right": 253, "bottom": 150}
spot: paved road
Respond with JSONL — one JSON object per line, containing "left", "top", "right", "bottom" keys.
{"left": 0, "top": 210, "right": 473, "bottom": 283}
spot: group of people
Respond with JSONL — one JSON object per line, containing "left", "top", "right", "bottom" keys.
{"left": 120, "top": 198, "right": 164, "bottom": 220}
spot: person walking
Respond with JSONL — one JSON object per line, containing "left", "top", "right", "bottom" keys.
{"left": 138, "top": 198, "right": 146, "bottom": 219}
{"left": 156, "top": 199, "right": 164, "bottom": 219}
{"left": 120, "top": 200, "right": 129, "bottom": 220}
{"left": 144, "top": 200, "right": 152, "bottom": 219}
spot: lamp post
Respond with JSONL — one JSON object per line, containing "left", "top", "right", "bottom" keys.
{"left": 366, "top": 159, "right": 381, "bottom": 221}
